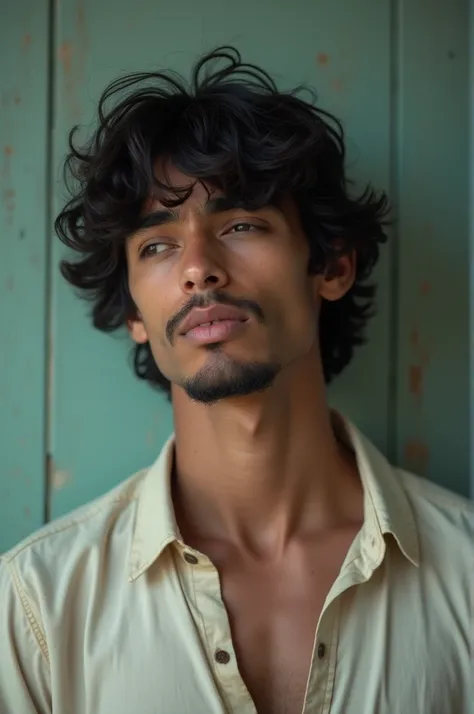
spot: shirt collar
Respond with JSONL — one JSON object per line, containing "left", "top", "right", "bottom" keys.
{"left": 129, "top": 435, "right": 180, "bottom": 581}
{"left": 335, "top": 415, "right": 419, "bottom": 567}
{"left": 128, "top": 416, "right": 419, "bottom": 581}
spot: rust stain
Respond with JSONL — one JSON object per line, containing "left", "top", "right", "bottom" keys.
{"left": 420, "top": 281, "right": 432, "bottom": 296}
{"left": 22, "top": 34, "right": 32, "bottom": 51}
{"left": 4, "top": 145, "right": 13, "bottom": 157}
{"left": 409, "top": 364, "right": 423, "bottom": 398}
{"left": 6, "top": 275, "right": 15, "bottom": 291}
{"left": 404, "top": 440, "right": 429, "bottom": 474}
{"left": 24, "top": 506, "right": 31, "bottom": 519}
{"left": 58, "top": 42, "right": 74, "bottom": 75}
{"left": 14, "top": 94, "right": 21, "bottom": 105}
{"left": 317, "top": 53, "right": 329, "bottom": 66}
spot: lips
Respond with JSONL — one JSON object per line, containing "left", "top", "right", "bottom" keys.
{"left": 179, "top": 304, "right": 248, "bottom": 336}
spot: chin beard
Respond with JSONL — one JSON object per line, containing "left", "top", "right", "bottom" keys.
{"left": 182, "top": 355, "right": 280, "bottom": 405}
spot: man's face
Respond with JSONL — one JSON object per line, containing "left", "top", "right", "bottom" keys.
{"left": 126, "top": 166, "right": 349, "bottom": 403}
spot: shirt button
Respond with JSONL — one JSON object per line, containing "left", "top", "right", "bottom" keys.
{"left": 183, "top": 552, "right": 198, "bottom": 565}
{"left": 215, "top": 649, "right": 231, "bottom": 664}
{"left": 317, "top": 643, "right": 326, "bottom": 659}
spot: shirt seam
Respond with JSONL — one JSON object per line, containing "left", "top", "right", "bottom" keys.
{"left": 3, "top": 492, "right": 137, "bottom": 561}
{"left": 6, "top": 559, "right": 50, "bottom": 664}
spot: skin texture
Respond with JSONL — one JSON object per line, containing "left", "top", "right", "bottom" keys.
{"left": 127, "top": 166, "right": 364, "bottom": 714}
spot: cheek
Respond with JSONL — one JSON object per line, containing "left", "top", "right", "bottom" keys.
{"left": 128, "top": 274, "right": 169, "bottom": 348}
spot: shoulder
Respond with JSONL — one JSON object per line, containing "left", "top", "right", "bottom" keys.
{"left": 396, "top": 468, "right": 473, "bottom": 562}
{"left": 1, "top": 467, "right": 149, "bottom": 590}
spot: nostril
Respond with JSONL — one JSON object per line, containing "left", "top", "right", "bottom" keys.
{"left": 205, "top": 275, "right": 219, "bottom": 285}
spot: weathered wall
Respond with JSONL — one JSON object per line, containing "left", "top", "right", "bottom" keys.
{"left": 1, "top": 0, "right": 471, "bottom": 553}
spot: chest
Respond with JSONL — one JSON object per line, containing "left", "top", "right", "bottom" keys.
{"left": 208, "top": 532, "right": 358, "bottom": 714}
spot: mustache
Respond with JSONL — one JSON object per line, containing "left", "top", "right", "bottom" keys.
{"left": 166, "top": 291, "right": 265, "bottom": 344}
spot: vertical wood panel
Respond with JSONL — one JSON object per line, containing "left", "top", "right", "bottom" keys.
{"left": 469, "top": 0, "right": 474, "bottom": 497}
{"left": 396, "top": 0, "right": 470, "bottom": 493}
{"left": 0, "top": 2, "right": 50, "bottom": 551}
{"left": 50, "top": 0, "right": 393, "bottom": 518}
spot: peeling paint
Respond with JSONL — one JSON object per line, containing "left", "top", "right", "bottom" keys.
{"left": 51, "top": 467, "right": 73, "bottom": 490}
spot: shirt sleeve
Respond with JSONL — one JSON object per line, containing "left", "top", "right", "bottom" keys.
{"left": 0, "top": 558, "right": 51, "bottom": 714}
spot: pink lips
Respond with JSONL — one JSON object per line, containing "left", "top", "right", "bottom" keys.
{"left": 180, "top": 305, "right": 248, "bottom": 345}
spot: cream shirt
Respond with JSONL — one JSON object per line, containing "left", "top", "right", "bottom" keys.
{"left": 0, "top": 420, "right": 473, "bottom": 714}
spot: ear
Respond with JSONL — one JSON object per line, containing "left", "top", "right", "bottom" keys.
{"left": 126, "top": 312, "right": 149, "bottom": 344}
{"left": 318, "top": 251, "right": 356, "bottom": 302}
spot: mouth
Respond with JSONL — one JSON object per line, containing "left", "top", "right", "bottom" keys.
{"left": 183, "top": 318, "right": 248, "bottom": 345}
{"left": 179, "top": 306, "right": 249, "bottom": 345}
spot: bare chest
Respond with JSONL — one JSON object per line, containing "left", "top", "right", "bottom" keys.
{"left": 213, "top": 533, "right": 358, "bottom": 714}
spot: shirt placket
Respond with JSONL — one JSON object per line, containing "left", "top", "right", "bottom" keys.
{"left": 176, "top": 544, "right": 257, "bottom": 714}
{"left": 302, "top": 598, "right": 341, "bottom": 714}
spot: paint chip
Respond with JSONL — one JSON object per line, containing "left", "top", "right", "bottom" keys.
{"left": 51, "top": 468, "right": 72, "bottom": 490}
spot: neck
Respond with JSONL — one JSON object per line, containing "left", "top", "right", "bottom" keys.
{"left": 171, "top": 347, "right": 361, "bottom": 557}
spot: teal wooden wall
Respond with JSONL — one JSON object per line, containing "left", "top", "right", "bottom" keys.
{"left": 1, "top": 0, "right": 471, "bottom": 553}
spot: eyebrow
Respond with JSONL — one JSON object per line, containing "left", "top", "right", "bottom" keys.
{"left": 134, "top": 196, "right": 273, "bottom": 233}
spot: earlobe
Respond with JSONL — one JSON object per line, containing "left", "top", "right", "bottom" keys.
{"left": 127, "top": 315, "right": 149, "bottom": 344}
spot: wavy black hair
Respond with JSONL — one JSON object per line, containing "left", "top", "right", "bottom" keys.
{"left": 55, "top": 46, "right": 389, "bottom": 397}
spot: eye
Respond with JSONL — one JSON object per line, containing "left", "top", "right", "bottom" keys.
{"left": 227, "top": 222, "right": 260, "bottom": 234}
{"left": 139, "top": 242, "right": 170, "bottom": 260}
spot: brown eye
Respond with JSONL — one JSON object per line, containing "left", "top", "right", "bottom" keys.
{"left": 139, "top": 242, "right": 169, "bottom": 260}
{"left": 228, "top": 222, "right": 259, "bottom": 234}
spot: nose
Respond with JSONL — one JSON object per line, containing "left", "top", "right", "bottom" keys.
{"left": 179, "top": 233, "right": 230, "bottom": 294}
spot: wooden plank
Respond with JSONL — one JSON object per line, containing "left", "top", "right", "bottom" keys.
{"left": 0, "top": 2, "right": 50, "bottom": 551}
{"left": 396, "top": 0, "right": 470, "bottom": 494}
{"left": 469, "top": 0, "right": 474, "bottom": 497}
{"left": 50, "top": 0, "right": 392, "bottom": 518}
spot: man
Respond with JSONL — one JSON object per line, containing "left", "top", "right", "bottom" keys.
{"left": 0, "top": 47, "right": 472, "bottom": 714}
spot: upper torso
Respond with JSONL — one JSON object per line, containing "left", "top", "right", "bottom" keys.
{"left": 0, "top": 422, "right": 473, "bottom": 714}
